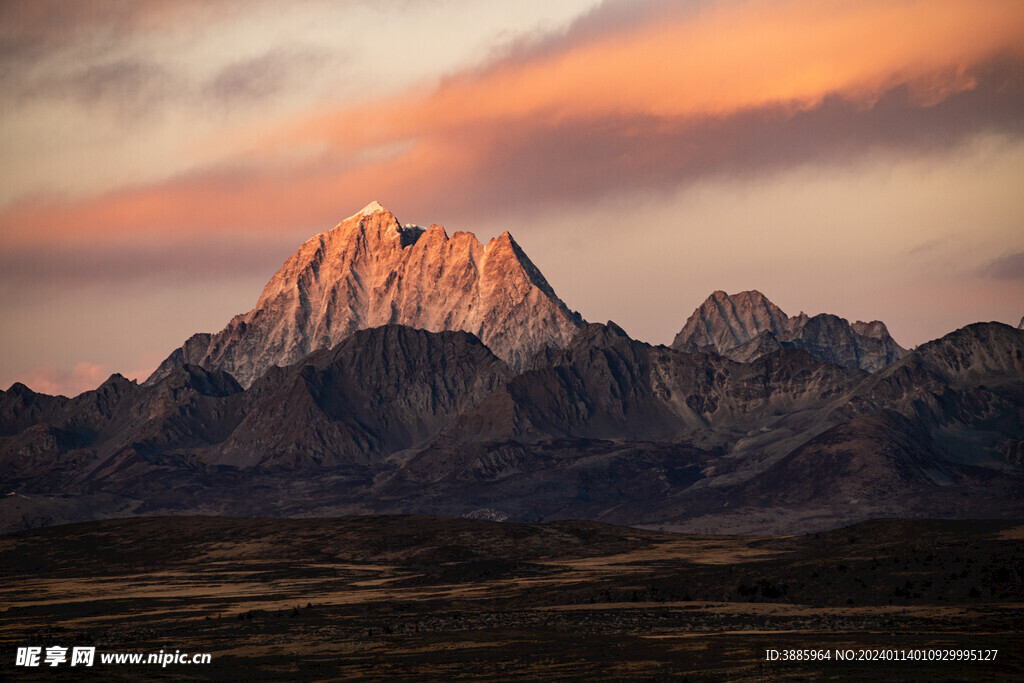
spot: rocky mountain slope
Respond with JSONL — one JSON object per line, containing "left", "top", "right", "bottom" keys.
{"left": 672, "top": 290, "right": 906, "bottom": 372}
{"left": 216, "top": 326, "right": 510, "bottom": 469}
{"left": 3, "top": 320, "right": 1020, "bottom": 534}
{"left": 145, "top": 202, "right": 583, "bottom": 387}
{"left": 432, "top": 321, "right": 866, "bottom": 450}
{"left": 2, "top": 327, "right": 508, "bottom": 493}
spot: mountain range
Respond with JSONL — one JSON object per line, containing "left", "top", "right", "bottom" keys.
{"left": 2, "top": 204, "right": 1021, "bottom": 534}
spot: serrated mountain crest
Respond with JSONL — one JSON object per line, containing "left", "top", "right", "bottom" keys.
{"left": 673, "top": 290, "right": 906, "bottom": 372}
{"left": 146, "top": 204, "right": 583, "bottom": 387}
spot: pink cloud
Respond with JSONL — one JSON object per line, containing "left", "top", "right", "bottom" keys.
{"left": 11, "top": 362, "right": 116, "bottom": 397}
{"left": 7, "top": 357, "right": 158, "bottom": 397}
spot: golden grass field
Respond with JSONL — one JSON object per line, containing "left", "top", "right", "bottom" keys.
{"left": 1, "top": 516, "right": 1021, "bottom": 680}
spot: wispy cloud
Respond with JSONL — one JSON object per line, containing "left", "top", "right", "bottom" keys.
{"left": 58, "top": 58, "right": 180, "bottom": 115}
{"left": 0, "top": 0, "right": 237, "bottom": 55}
{"left": 0, "top": 238, "right": 295, "bottom": 301}
{"left": 979, "top": 251, "right": 1024, "bottom": 280}
{"left": 202, "top": 47, "right": 335, "bottom": 105}
{"left": 10, "top": 361, "right": 115, "bottom": 397}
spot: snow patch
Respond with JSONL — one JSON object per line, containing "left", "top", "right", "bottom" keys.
{"left": 346, "top": 200, "right": 387, "bottom": 220}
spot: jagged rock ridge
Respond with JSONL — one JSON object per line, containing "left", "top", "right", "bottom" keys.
{"left": 672, "top": 290, "right": 906, "bottom": 372}
{"left": 145, "top": 202, "right": 583, "bottom": 387}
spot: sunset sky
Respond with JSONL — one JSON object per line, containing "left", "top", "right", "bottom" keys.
{"left": 2, "top": 0, "right": 1022, "bottom": 396}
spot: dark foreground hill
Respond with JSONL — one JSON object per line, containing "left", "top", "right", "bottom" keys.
{"left": 1, "top": 321, "right": 1022, "bottom": 534}
{"left": 0, "top": 515, "right": 1021, "bottom": 680}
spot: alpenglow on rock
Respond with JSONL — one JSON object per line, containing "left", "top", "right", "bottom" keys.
{"left": 672, "top": 290, "right": 906, "bottom": 373}
{"left": 146, "top": 202, "right": 584, "bottom": 387}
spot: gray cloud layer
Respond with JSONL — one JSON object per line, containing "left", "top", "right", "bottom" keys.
{"left": 203, "top": 48, "right": 334, "bottom": 104}
{"left": 0, "top": 238, "right": 294, "bottom": 302}
{"left": 980, "top": 251, "right": 1024, "bottom": 280}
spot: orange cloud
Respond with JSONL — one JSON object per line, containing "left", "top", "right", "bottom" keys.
{"left": 0, "top": 138, "right": 474, "bottom": 248}
{"left": 0, "top": 169, "right": 324, "bottom": 248}
{"left": 279, "top": 0, "right": 1024, "bottom": 149}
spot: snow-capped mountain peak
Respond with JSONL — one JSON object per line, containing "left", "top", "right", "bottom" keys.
{"left": 350, "top": 200, "right": 387, "bottom": 219}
